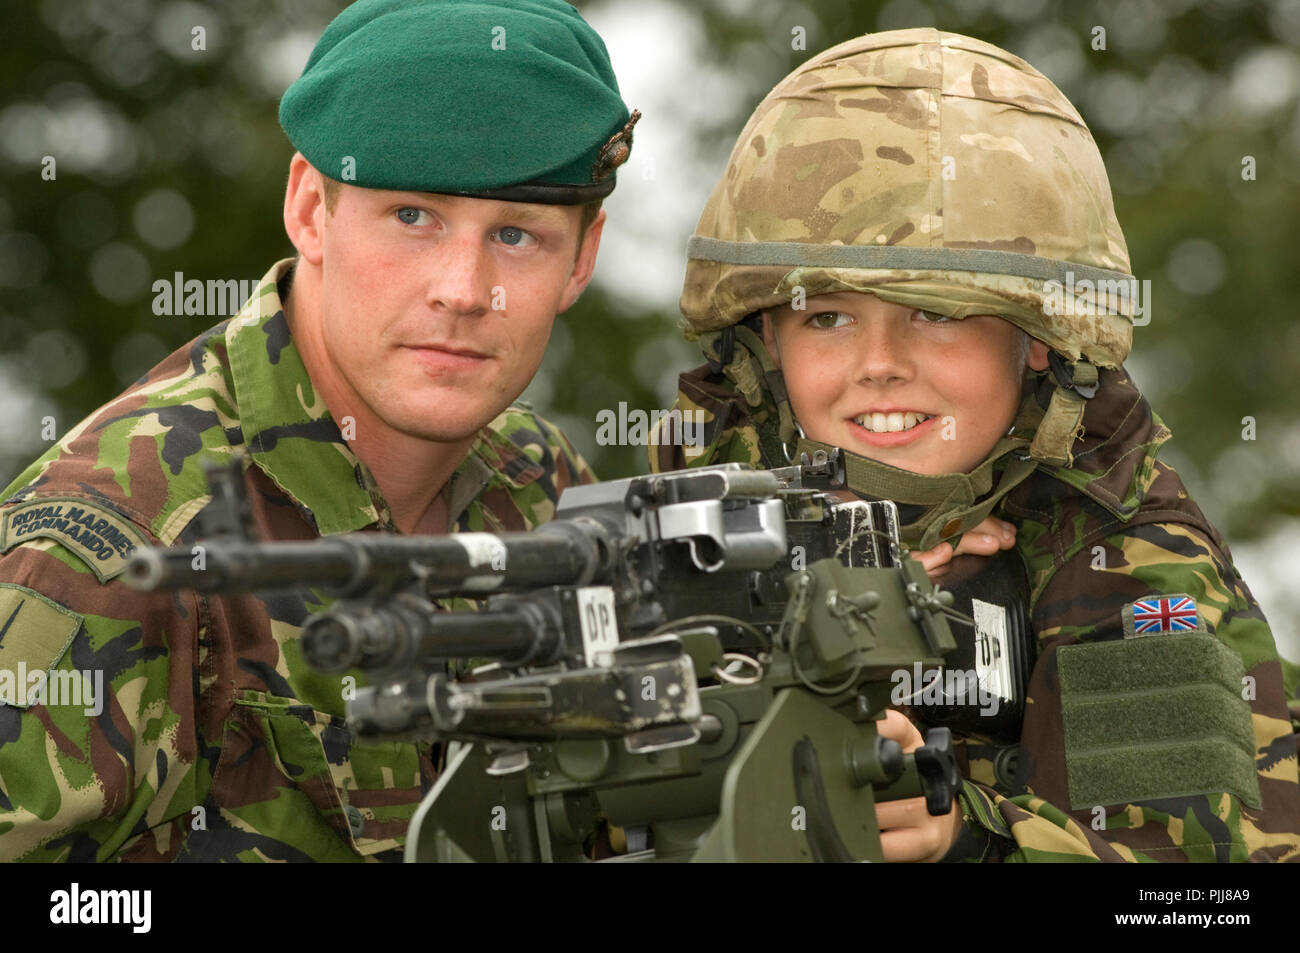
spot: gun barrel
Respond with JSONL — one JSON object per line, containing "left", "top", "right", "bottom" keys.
{"left": 124, "top": 539, "right": 366, "bottom": 593}
{"left": 122, "top": 520, "right": 608, "bottom": 596}
{"left": 303, "top": 598, "right": 562, "bottom": 672}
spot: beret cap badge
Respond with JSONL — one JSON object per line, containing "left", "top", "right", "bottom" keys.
{"left": 592, "top": 109, "right": 641, "bottom": 183}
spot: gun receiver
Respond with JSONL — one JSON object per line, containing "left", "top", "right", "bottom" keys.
{"left": 125, "top": 452, "right": 1033, "bottom": 861}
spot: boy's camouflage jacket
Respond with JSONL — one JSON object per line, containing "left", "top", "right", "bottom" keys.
{"left": 654, "top": 363, "right": 1300, "bottom": 862}
{"left": 0, "top": 259, "right": 594, "bottom": 862}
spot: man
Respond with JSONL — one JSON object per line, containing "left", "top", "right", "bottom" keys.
{"left": 0, "top": 0, "right": 636, "bottom": 861}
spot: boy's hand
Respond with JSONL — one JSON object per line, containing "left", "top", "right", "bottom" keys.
{"left": 874, "top": 709, "right": 964, "bottom": 862}
{"left": 912, "top": 516, "right": 1015, "bottom": 578}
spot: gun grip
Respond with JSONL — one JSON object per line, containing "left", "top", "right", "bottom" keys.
{"left": 914, "top": 727, "right": 960, "bottom": 816}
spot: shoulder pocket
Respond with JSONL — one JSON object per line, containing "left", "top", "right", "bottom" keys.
{"left": 0, "top": 583, "right": 83, "bottom": 707}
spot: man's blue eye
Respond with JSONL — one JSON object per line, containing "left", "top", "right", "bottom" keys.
{"left": 396, "top": 207, "right": 423, "bottom": 225}
{"left": 918, "top": 309, "right": 952, "bottom": 323}
{"left": 498, "top": 226, "right": 524, "bottom": 246}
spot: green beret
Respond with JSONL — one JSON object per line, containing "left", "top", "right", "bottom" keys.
{"left": 279, "top": 0, "right": 637, "bottom": 204}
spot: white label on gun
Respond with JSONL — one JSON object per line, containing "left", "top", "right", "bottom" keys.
{"left": 453, "top": 533, "right": 508, "bottom": 570}
{"left": 577, "top": 586, "right": 618, "bottom": 666}
{"left": 972, "top": 598, "right": 1013, "bottom": 702}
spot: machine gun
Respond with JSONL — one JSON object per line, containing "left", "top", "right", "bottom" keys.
{"left": 123, "top": 451, "right": 1033, "bottom": 862}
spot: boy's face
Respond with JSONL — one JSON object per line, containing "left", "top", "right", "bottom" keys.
{"left": 292, "top": 165, "right": 602, "bottom": 444}
{"left": 763, "top": 292, "right": 1048, "bottom": 476}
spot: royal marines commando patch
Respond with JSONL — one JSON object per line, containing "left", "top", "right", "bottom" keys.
{"left": 0, "top": 497, "right": 150, "bottom": 583}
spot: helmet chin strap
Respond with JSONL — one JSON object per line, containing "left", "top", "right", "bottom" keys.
{"left": 701, "top": 323, "right": 802, "bottom": 465}
{"left": 1030, "top": 352, "right": 1099, "bottom": 467}
{"left": 795, "top": 432, "right": 1040, "bottom": 551}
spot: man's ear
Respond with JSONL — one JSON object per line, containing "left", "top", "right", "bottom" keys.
{"left": 761, "top": 312, "right": 781, "bottom": 369}
{"left": 557, "top": 209, "right": 606, "bottom": 313}
{"left": 1027, "top": 336, "right": 1050, "bottom": 372}
{"left": 284, "top": 153, "right": 327, "bottom": 266}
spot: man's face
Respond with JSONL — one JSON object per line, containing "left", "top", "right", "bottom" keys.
{"left": 310, "top": 180, "right": 597, "bottom": 442}
{"left": 764, "top": 292, "right": 1043, "bottom": 476}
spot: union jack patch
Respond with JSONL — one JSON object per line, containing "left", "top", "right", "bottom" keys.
{"left": 1122, "top": 594, "right": 1204, "bottom": 638}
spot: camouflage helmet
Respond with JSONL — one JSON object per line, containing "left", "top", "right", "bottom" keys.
{"left": 680, "top": 27, "right": 1139, "bottom": 467}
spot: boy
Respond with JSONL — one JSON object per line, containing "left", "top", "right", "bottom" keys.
{"left": 654, "top": 28, "right": 1300, "bottom": 862}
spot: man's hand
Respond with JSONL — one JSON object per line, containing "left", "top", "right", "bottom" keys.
{"left": 912, "top": 516, "right": 1015, "bottom": 578}
{"left": 874, "top": 709, "right": 964, "bottom": 862}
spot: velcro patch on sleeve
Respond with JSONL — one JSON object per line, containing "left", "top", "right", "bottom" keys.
{"left": 0, "top": 582, "right": 84, "bottom": 708}
{"left": 0, "top": 497, "right": 150, "bottom": 582}
{"left": 1058, "top": 632, "right": 1260, "bottom": 810}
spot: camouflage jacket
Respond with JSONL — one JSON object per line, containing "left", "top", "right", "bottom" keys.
{"left": 0, "top": 259, "right": 594, "bottom": 862}
{"left": 654, "top": 362, "right": 1300, "bottom": 862}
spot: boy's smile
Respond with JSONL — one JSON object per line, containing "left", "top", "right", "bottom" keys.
{"left": 849, "top": 411, "right": 938, "bottom": 447}
{"left": 763, "top": 292, "right": 1049, "bottom": 476}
